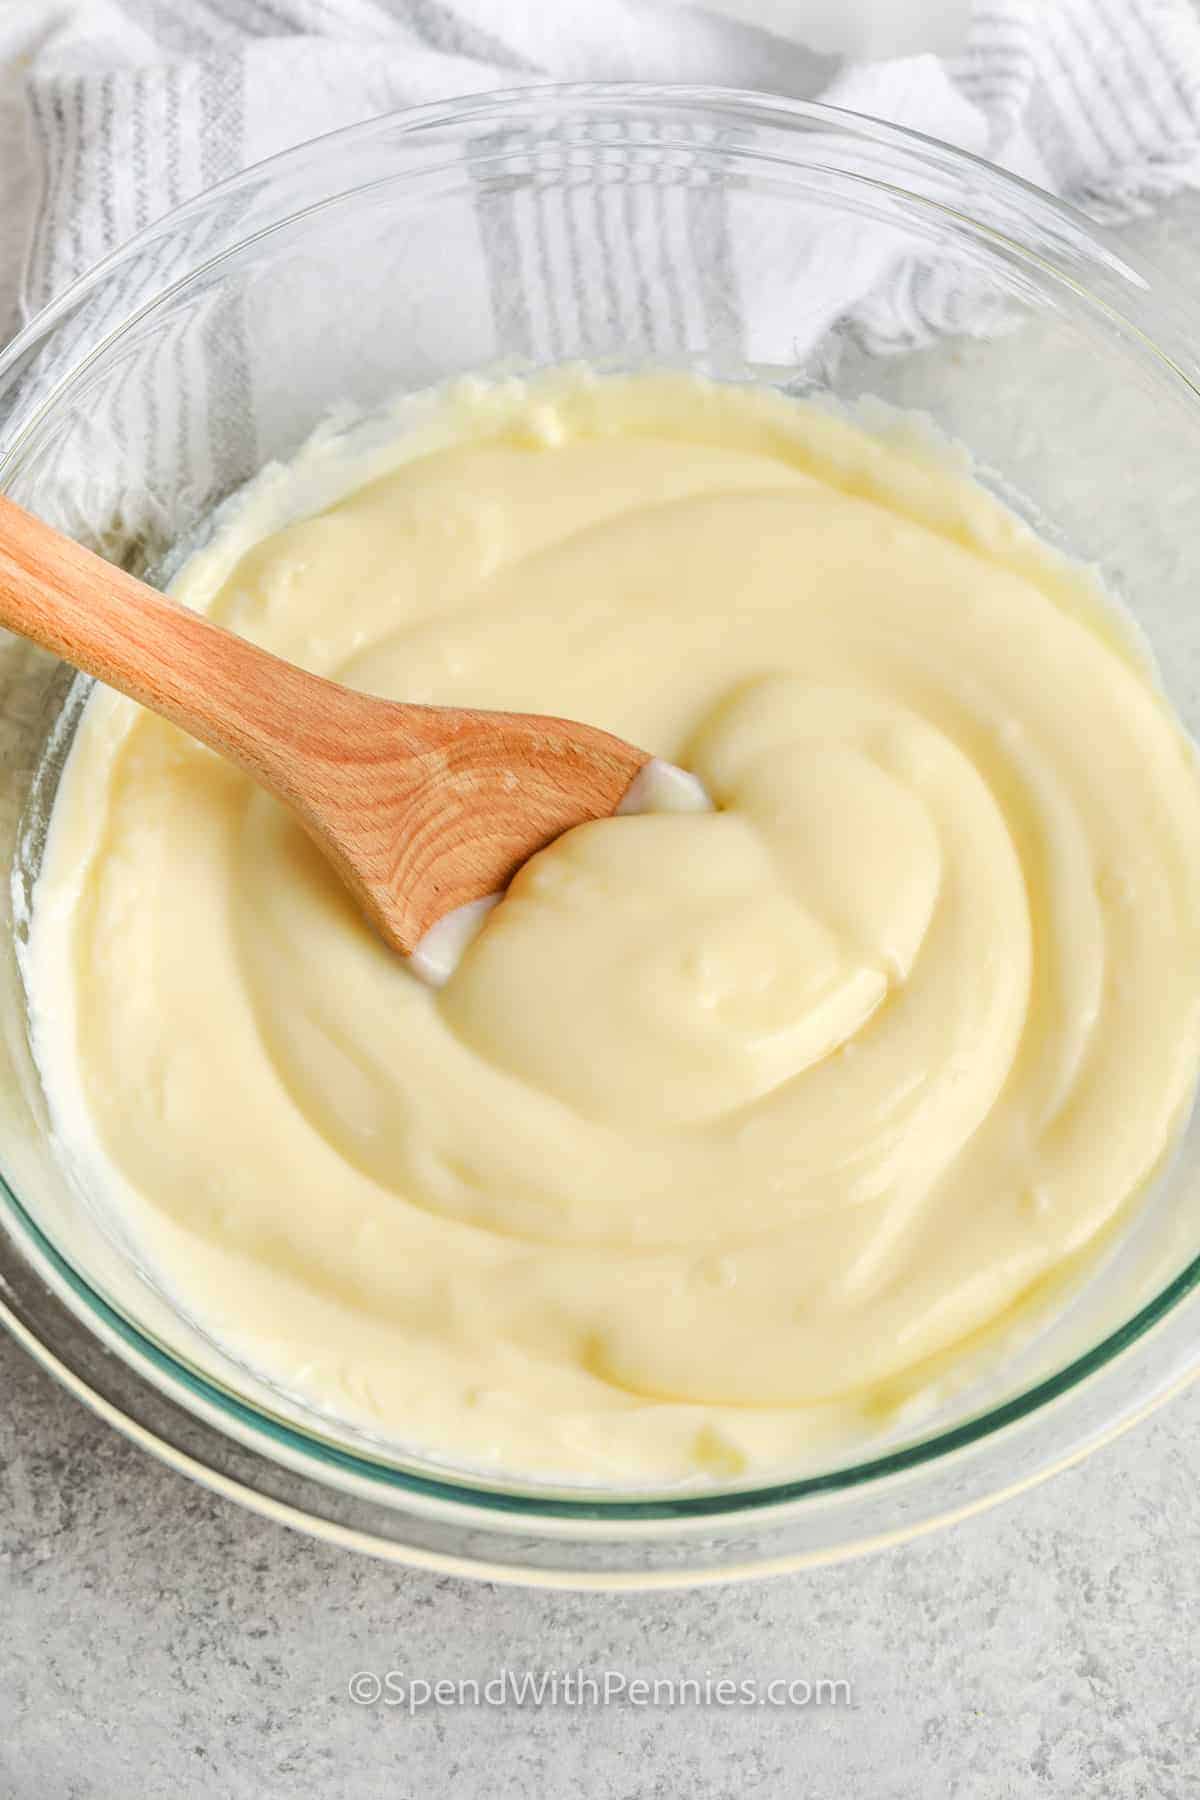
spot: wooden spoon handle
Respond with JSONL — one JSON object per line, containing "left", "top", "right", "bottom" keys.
{"left": 0, "top": 492, "right": 654, "bottom": 958}
{"left": 0, "top": 491, "right": 355, "bottom": 798}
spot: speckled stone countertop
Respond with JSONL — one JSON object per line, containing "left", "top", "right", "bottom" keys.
{"left": 5, "top": 1332, "right": 1200, "bottom": 1797}
{"left": 6, "top": 170, "right": 1200, "bottom": 1800}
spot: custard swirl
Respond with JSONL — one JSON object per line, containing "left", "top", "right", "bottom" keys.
{"left": 32, "top": 373, "right": 1200, "bottom": 1479}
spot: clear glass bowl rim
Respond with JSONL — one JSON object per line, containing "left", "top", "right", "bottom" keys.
{"left": 2, "top": 81, "right": 1200, "bottom": 1529}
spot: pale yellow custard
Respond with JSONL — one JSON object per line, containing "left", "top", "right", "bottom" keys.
{"left": 28, "top": 371, "right": 1200, "bottom": 1483}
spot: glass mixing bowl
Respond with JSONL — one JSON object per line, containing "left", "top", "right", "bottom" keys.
{"left": 3, "top": 86, "right": 1200, "bottom": 1588}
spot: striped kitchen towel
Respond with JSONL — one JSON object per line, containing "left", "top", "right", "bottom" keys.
{"left": 9, "top": 0, "right": 1200, "bottom": 328}
{"left": 2, "top": 0, "right": 1200, "bottom": 534}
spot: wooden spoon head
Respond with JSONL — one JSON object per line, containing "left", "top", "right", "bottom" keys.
{"left": 294, "top": 700, "right": 650, "bottom": 956}
{"left": 0, "top": 491, "right": 648, "bottom": 960}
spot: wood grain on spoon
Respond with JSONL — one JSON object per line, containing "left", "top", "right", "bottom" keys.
{"left": 0, "top": 492, "right": 650, "bottom": 954}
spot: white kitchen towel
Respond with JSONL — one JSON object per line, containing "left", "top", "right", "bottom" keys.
{"left": 3, "top": 0, "right": 1200, "bottom": 525}
{"left": 8, "top": 0, "right": 1200, "bottom": 332}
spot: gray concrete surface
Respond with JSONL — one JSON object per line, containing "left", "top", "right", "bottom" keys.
{"left": 4, "top": 1327, "right": 1200, "bottom": 1798}
{"left": 6, "top": 82, "right": 1200, "bottom": 1800}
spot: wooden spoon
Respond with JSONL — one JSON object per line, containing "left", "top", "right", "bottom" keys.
{"left": 0, "top": 492, "right": 654, "bottom": 959}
